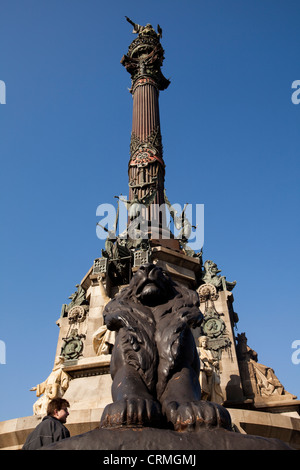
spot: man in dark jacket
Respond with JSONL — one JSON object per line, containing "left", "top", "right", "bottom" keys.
{"left": 22, "top": 398, "right": 70, "bottom": 450}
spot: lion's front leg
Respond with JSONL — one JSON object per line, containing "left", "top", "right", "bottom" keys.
{"left": 160, "top": 367, "right": 232, "bottom": 432}
{"left": 100, "top": 365, "right": 162, "bottom": 428}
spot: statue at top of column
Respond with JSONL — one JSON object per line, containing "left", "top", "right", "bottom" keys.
{"left": 121, "top": 17, "right": 170, "bottom": 92}
{"left": 125, "top": 16, "right": 163, "bottom": 39}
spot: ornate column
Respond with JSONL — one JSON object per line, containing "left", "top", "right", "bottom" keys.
{"left": 121, "top": 19, "right": 170, "bottom": 236}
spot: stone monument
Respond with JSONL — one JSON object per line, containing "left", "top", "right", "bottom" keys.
{"left": 0, "top": 17, "right": 299, "bottom": 450}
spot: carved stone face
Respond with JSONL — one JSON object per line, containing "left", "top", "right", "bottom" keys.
{"left": 199, "top": 336, "right": 208, "bottom": 348}
{"left": 132, "top": 263, "right": 173, "bottom": 306}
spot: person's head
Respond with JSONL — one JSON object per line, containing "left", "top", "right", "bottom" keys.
{"left": 47, "top": 398, "right": 70, "bottom": 423}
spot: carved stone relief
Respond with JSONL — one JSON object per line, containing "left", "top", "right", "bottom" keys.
{"left": 197, "top": 336, "right": 224, "bottom": 404}
{"left": 60, "top": 284, "right": 89, "bottom": 361}
{"left": 236, "top": 333, "right": 296, "bottom": 401}
{"left": 92, "top": 277, "right": 115, "bottom": 356}
{"left": 236, "top": 333, "right": 296, "bottom": 400}
{"left": 197, "top": 284, "right": 231, "bottom": 355}
{"left": 30, "top": 355, "right": 71, "bottom": 416}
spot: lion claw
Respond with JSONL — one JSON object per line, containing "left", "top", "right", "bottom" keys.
{"left": 163, "top": 400, "right": 232, "bottom": 432}
{"left": 100, "top": 397, "right": 163, "bottom": 428}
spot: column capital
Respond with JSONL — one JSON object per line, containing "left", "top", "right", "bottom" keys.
{"left": 121, "top": 21, "right": 170, "bottom": 92}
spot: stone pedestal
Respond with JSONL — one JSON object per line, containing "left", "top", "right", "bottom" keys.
{"left": 208, "top": 290, "right": 244, "bottom": 404}
{"left": 150, "top": 245, "right": 201, "bottom": 286}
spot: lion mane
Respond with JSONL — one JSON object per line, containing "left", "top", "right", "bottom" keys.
{"left": 103, "top": 264, "right": 203, "bottom": 401}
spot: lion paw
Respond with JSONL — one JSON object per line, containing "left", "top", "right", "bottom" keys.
{"left": 163, "top": 400, "right": 232, "bottom": 432}
{"left": 100, "top": 397, "right": 163, "bottom": 428}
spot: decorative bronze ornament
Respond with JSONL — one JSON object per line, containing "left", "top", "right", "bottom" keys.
{"left": 60, "top": 334, "right": 85, "bottom": 361}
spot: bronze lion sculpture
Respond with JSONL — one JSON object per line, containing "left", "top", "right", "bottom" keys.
{"left": 100, "top": 263, "right": 231, "bottom": 432}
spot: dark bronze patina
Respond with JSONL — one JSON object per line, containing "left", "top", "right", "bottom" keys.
{"left": 100, "top": 263, "right": 232, "bottom": 431}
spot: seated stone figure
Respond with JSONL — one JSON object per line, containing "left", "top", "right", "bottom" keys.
{"left": 100, "top": 264, "right": 231, "bottom": 432}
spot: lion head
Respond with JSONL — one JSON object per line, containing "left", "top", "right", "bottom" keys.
{"left": 129, "top": 263, "right": 176, "bottom": 306}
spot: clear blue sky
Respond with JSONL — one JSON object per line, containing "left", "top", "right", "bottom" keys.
{"left": 0, "top": 0, "right": 299, "bottom": 422}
